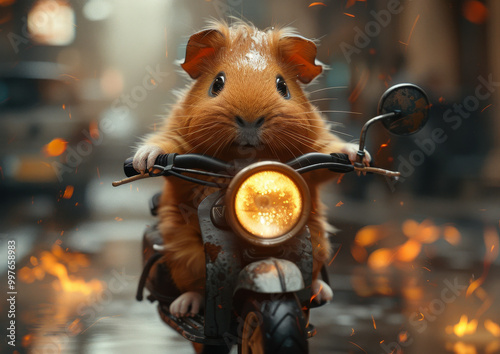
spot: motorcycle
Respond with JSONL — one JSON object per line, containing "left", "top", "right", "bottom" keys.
{"left": 113, "top": 84, "right": 430, "bottom": 353}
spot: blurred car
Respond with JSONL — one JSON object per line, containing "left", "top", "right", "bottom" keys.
{"left": 0, "top": 61, "right": 105, "bottom": 215}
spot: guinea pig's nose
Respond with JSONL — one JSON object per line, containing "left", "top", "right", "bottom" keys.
{"left": 235, "top": 116, "right": 265, "bottom": 128}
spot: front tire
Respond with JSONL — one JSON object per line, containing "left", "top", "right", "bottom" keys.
{"left": 238, "top": 294, "right": 308, "bottom": 354}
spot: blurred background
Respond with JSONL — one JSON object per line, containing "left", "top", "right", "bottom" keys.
{"left": 0, "top": 0, "right": 499, "bottom": 353}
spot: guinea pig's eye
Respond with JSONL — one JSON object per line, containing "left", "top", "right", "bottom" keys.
{"left": 209, "top": 72, "right": 225, "bottom": 97}
{"left": 276, "top": 75, "right": 290, "bottom": 99}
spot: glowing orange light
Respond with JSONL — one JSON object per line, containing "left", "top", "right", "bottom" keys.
{"left": 396, "top": 239, "right": 422, "bottom": 262}
{"left": 355, "top": 225, "right": 381, "bottom": 247}
{"left": 30, "top": 256, "right": 38, "bottom": 266}
{"left": 372, "top": 315, "right": 376, "bottom": 329}
{"left": 351, "top": 244, "right": 368, "bottom": 263}
{"left": 22, "top": 333, "right": 33, "bottom": 347}
{"left": 367, "top": 248, "right": 393, "bottom": 270}
{"left": 451, "top": 315, "right": 478, "bottom": 337}
{"left": 234, "top": 171, "right": 302, "bottom": 238}
{"left": 336, "top": 201, "right": 344, "bottom": 207}
{"left": 62, "top": 185, "right": 74, "bottom": 199}
{"left": 44, "top": 138, "right": 68, "bottom": 156}
{"left": 463, "top": 0, "right": 488, "bottom": 24}
{"left": 41, "top": 251, "right": 102, "bottom": 295}
{"left": 453, "top": 342, "right": 478, "bottom": 354}
{"left": 115, "top": 217, "right": 123, "bottom": 221}
{"left": 19, "top": 266, "right": 35, "bottom": 283}
{"left": 485, "top": 319, "right": 500, "bottom": 337}
{"left": 417, "top": 221, "right": 440, "bottom": 244}
{"left": 443, "top": 225, "right": 461, "bottom": 245}
{"left": 344, "top": 12, "right": 355, "bottom": 17}
{"left": 398, "top": 331, "right": 408, "bottom": 343}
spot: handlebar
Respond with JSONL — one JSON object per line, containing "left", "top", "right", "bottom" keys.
{"left": 113, "top": 152, "right": 399, "bottom": 188}
{"left": 123, "top": 154, "right": 233, "bottom": 178}
{"left": 123, "top": 152, "right": 354, "bottom": 178}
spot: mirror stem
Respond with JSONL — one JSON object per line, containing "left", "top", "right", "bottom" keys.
{"left": 355, "top": 111, "right": 399, "bottom": 166}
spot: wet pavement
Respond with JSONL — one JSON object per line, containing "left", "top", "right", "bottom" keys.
{"left": 1, "top": 165, "right": 499, "bottom": 354}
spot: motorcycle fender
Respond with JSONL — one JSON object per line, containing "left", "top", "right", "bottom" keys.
{"left": 234, "top": 258, "right": 305, "bottom": 294}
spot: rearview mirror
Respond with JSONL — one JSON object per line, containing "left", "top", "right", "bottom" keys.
{"left": 378, "top": 83, "right": 430, "bottom": 136}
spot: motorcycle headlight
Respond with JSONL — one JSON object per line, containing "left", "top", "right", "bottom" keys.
{"left": 225, "top": 162, "right": 311, "bottom": 246}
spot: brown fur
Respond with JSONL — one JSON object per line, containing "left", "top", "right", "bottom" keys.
{"left": 141, "top": 20, "right": 347, "bottom": 294}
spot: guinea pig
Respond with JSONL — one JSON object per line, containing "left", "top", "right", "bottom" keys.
{"left": 133, "top": 20, "right": 370, "bottom": 317}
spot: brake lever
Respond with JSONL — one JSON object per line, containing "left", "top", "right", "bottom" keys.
{"left": 112, "top": 173, "right": 151, "bottom": 187}
{"left": 112, "top": 165, "right": 166, "bottom": 187}
{"left": 354, "top": 166, "right": 401, "bottom": 178}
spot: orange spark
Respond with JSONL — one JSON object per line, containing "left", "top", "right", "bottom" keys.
{"left": 377, "top": 139, "right": 390, "bottom": 154}
{"left": 115, "top": 217, "right": 123, "bottom": 221}
{"left": 336, "top": 201, "right": 344, "bottom": 207}
{"left": 62, "top": 185, "right": 74, "bottom": 199}
{"left": 466, "top": 227, "right": 499, "bottom": 297}
{"left": 328, "top": 244, "right": 342, "bottom": 266}
{"left": 349, "top": 68, "right": 369, "bottom": 103}
{"left": 309, "top": 2, "right": 326, "bottom": 7}
{"left": 344, "top": 12, "right": 355, "bottom": 17}
{"left": 481, "top": 104, "right": 492, "bottom": 113}
{"left": 310, "top": 283, "right": 323, "bottom": 302}
{"left": 372, "top": 315, "right": 377, "bottom": 329}
{"left": 399, "top": 14, "right": 420, "bottom": 50}
{"left": 348, "top": 341, "right": 367, "bottom": 354}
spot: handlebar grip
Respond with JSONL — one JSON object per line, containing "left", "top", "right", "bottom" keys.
{"left": 123, "top": 154, "right": 172, "bottom": 177}
{"left": 329, "top": 153, "right": 351, "bottom": 165}
{"left": 123, "top": 157, "right": 136, "bottom": 177}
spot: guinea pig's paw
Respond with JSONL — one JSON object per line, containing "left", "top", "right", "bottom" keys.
{"left": 340, "top": 143, "right": 371, "bottom": 166}
{"left": 312, "top": 279, "right": 333, "bottom": 303}
{"left": 133, "top": 145, "right": 164, "bottom": 172}
{"left": 169, "top": 291, "right": 204, "bottom": 318}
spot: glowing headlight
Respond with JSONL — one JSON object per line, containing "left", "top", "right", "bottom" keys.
{"left": 225, "top": 162, "right": 311, "bottom": 246}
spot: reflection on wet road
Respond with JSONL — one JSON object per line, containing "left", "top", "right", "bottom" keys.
{"left": 1, "top": 170, "right": 499, "bottom": 354}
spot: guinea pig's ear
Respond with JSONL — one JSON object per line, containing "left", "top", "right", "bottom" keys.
{"left": 279, "top": 36, "right": 322, "bottom": 84}
{"left": 181, "top": 29, "right": 225, "bottom": 79}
